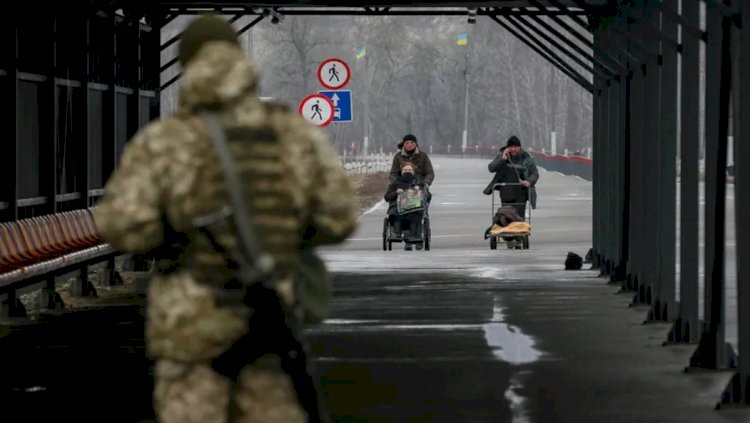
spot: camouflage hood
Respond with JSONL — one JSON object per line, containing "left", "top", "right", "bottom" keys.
{"left": 178, "top": 41, "right": 260, "bottom": 111}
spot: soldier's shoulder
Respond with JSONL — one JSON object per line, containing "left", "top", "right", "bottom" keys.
{"left": 131, "top": 116, "right": 200, "bottom": 151}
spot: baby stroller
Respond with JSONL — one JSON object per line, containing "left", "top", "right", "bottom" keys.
{"left": 383, "top": 186, "right": 431, "bottom": 251}
{"left": 485, "top": 182, "right": 531, "bottom": 250}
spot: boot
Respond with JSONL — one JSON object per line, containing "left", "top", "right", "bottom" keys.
{"left": 392, "top": 220, "right": 402, "bottom": 239}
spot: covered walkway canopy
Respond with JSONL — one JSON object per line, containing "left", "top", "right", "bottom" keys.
{"left": 1, "top": 0, "right": 749, "bottom": 408}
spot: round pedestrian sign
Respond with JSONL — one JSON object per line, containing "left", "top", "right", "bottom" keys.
{"left": 317, "top": 58, "right": 351, "bottom": 90}
{"left": 298, "top": 93, "right": 335, "bottom": 127}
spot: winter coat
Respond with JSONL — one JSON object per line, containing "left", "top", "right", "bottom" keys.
{"left": 483, "top": 147, "right": 539, "bottom": 209}
{"left": 389, "top": 147, "right": 435, "bottom": 185}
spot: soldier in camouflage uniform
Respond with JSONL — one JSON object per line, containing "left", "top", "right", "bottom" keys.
{"left": 92, "top": 15, "right": 358, "bottom": 423}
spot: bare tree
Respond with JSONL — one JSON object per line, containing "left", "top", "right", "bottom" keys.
{"left": 159, "top": 14, "right": 594, "bottom": 155}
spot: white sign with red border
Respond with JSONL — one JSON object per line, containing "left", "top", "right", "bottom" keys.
{"left": 317, "top": 57, "right": 351, "bottom": 90}
{"left": 298, "top": 93, "right": 335, "bottom": 127}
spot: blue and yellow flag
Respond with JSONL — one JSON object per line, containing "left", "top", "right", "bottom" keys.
{"left": 456, "top": 32, "right": 468, "bottom": 46}
{"left": 356, "top": 46, "right": 367, "bottom": 59}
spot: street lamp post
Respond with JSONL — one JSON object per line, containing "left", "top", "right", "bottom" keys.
{"left": 459, "top": 28, "right": 471, "bottom": 153}
{"left": 462, "top": 48, "right": 469, "bottom": 153}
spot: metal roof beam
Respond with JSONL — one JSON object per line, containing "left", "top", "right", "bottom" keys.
{"left": 489, "top": 14, "right": 594, "bottom": 93}
{"left": 511, "top": 12, "right": 611, "bottom": 79}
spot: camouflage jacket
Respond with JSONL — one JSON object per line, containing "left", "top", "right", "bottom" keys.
{"left": 92, "top": 41, "right": 358, "bottom": 362}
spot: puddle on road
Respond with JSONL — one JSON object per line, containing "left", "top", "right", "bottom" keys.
{"left": 482, "top": 302, "right": 542, "bottom": 364}
{"left": 505, "top": 373, "right": 532, "bottom": 423}
{"left": 483, "top": 297, "right": 541, "bottom": 423}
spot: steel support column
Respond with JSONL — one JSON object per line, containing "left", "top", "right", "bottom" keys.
{"left": 601, "top": 75, "right": 612, "bottom": 275}
{"left": 627, "top": 14, "right": 647, "bottom": 297}
{"left": 591, "top": 28, "right": 603, "bottom": 270}
{"left": 604, "top": 19, "right": 623, "bottom": 282}
{"left": 127, "top": 19, "right": 141, "bottom": 140}
{"left": 617, "top": 27, "right": 630, "bottom": 285}
{"left": 689, "top": 0, "right": 736, "bottom": 370}
{"left": 44, "top": 17, "right": 59, "bottom": 214}
{"left": 719, "top": 0, "right": 750, "bottom": 406}
{"left": 1, "top": 25, "right": 18, "bottom": 222}
{"left": 638, "top": 2, "right": 660, "bottom": 308}
{"left": 606, "top": 24, "right": 620, "bottom": 280}
{"left": 103, "top": 11, "right": 117, "bottom": 181}
{"left": 603, "top": 16, "right": 631, "bottom": 286}
{"left": 649, "top": 0, "right": 678, "bottom": 322}
{"left": 80, "top": 13, "right": 91, "bottom": 209}
{"left": 667, "top": 0, "right": 702, "bottom": 344}
{"left": 594, "top": 20, "right": 607, "bottom": 274}
{"left": 602, "top": 47, "right": 614, "bottom": 276}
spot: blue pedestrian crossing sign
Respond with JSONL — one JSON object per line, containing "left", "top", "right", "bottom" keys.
{"left": 318, "top": 90, "right": 353, "bottom": 123}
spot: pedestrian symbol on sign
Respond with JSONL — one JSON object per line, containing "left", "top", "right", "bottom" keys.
{"left": 311, "top": 100, "right": 324, "bottom": 120}
{"left": 329, "top": 64, "right": 340, "bottom": 82}
{"left": 317, "top": 58, "right": 351, "bottom": 90}
{"left": 298, "top": 94, "right": 335, "bottom": 127}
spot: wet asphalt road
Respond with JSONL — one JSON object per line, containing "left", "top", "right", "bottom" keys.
{"left": 0, "top": 156, "right": 747, "bottom": 422}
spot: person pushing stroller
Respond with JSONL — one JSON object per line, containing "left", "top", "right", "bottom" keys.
{"left": 384, "top": 162, "right": 430, "bottom": 250}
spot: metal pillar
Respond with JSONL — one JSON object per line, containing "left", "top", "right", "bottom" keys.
{"left": 80, "top": 13, "right": 91, "bottom": 210}
{"left": 598, "top": 28, "right": 614, "bottom": 276}
{"left": 627, "top": 13, "right": 648, "bottom": 300}
{"left": 638, "top": 2, "right": 660, "bottom": 308}
{"left": 591, "top": 28, "right": 603, "bottom": 270}
{"left": 102, "top": 11, "right": 117, "bottom": 181}
{"left": 667, "top": 0, "right": 702, "bottom": 344}
{"left": 1, "top": 26, "right": 19, "bottom": 222}
{"left": 44, "top": 17, "right": 59, "bottom": 215}
{"left": 649, "top": 0, "right": 678, "bottom": 322}
{"left": 718, "top": 0, "right": 750, "bottom": 406}
{"left": 601, "top": 75, "right": 612, "bottom": 277}
{"left": 605, "top": 41, "right": 617, "bottom": 279}
{"left": 618, "top": 26, "right": 631, "bottom": 287}
{"left": 605, "top": 22, "right": 620, "bottom": 281}
{"left": 689, "top": 0, "right": 736, "bottom": 370}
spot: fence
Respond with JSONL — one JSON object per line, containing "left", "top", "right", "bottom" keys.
{"left": 428, "top": 146, "right": 594, "bottom": 181}
{"left": 339, "top": 153, "right": 391, "bottom": 175}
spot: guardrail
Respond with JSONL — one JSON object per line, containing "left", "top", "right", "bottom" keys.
{"left": 0, "top": 208, "right": 130, "bottom": 318}
{"left": 528, "top": 152, "right": 592, "bottom": 180}
{"left": 430, "top": 147, "right": 594, "bottom": 180}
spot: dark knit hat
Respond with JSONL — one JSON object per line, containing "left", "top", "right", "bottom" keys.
{"left": 506, "top": 135, "right": 521, "bottom": 147}
{"left": 402, "top": 134, "right": 418, "bottom": 144}
{"left": 178, "top": 14, "right": 240, "bottom": 67}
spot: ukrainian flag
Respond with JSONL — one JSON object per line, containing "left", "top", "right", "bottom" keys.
{"left": 456, "top": 32, "right": 468, "bottom": 46}
{"left": 356, "top": 46, "right": 367, "bottom": 59}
